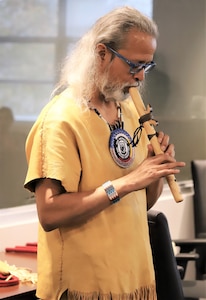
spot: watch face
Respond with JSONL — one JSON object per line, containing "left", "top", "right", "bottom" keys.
{"left": 109, "top": 128, "right": 135, "bottom": 168}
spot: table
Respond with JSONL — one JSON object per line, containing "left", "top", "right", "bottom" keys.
{"left": 0, "top": 252, "right": 37, "bottom": 300}
{"left": 182, "top": 280, "right": 206, "bottom": 299}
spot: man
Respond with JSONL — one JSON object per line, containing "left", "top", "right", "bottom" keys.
{"left": 24, "top": 6, "right": 185, "bottom": 300}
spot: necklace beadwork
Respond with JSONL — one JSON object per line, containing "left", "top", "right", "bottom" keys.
{"left": 89, "top": 102, "right": 135, "bottom": 168}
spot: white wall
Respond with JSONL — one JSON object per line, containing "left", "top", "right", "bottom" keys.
{"left": 0, "top": 182, "right": 196, "bottom": 280}
{"left": 153, "top": 183, "right": 195, "bottom": 239}
{"left": 0, "top": 204, "right": 38, "bottom": 251}
{"left": 0, "top": 183, "right": 194, "bottom": 250}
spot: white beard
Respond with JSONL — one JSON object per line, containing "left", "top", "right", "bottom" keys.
{"left": 96, "top": 68, "right": 141, "bottom": 102}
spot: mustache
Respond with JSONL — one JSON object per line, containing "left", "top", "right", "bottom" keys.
{"left": 123, "top": 81, "right": 143, "bottom": 94}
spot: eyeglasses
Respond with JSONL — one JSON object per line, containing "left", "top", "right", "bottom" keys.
{"left": 106, "top": 46, "right": 156, "bottom": 75}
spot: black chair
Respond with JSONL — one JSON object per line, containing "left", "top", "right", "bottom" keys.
{"left": 174, "top": 160, "right": 206, "bottom": 280}
{"left": 147, "top": 209, "right": 184, "bottom": 300}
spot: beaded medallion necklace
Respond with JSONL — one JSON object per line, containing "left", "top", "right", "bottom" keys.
{"left": 89, "top": 102, "right": 135, "bottom": 168}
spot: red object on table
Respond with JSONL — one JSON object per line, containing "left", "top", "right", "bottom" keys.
{"left": 0, "top": 251, "right": 37, "bottom": 299}
{"left": 5, "top": 243, "right": 37, "bottom": 254}
{"left": 0, "top": 274, "right": 19, "bottom": 287}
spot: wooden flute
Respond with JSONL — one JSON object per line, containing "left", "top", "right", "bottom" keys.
{"left": 129, "top": 87, "right": 183, "bottom": 203}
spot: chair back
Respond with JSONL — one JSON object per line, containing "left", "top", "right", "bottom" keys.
{"left": 191, "top": 160, "right": 206, "bottom": 238}
{"left": 191, "top": 160, "right": 206, "bottom": 279}
{"left": 148, "top": 210, "right": 184, "bottom": 300}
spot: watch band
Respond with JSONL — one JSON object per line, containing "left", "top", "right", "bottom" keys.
{"left": 102, "top": 180, "right": 120, "bottom": 204}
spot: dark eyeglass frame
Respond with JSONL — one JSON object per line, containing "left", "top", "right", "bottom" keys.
{"left": 106, "top": 45, "right": 156, "bottom": 75}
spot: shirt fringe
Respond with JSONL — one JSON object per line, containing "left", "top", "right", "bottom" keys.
{"left": 67, "top": 285, "right": 156, "bottom": 300}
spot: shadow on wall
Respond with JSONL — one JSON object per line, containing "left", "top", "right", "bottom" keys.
{"left": 0, "top": 107, "right": 34, "bottom": 209}
{"left": 143, "top": 67, "right": 171, "bottom": 116}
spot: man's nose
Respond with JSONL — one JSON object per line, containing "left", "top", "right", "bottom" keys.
{"left": 133, "top": 68, "right": 145, "bottom": 81}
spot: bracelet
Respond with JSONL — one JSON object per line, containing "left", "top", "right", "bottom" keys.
{"left": 102, "top": 180, "right": 120, "bottom": 204}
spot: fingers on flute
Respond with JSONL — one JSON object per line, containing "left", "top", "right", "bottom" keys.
{"left": 147, "top": 144, "right": 155, "bottom": 157}
{"left": 153, "top": 153, "right": 185, "bottom": 167}
{"left": 164, "top": 144, "right": 175, "bottom": 157}
{"left": 157, "top": 131, "right": 170, "bottom": 152}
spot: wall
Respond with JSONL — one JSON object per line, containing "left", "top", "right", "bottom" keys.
{"left": 0, "top": 119, "right": 34, "bottom": 209}
{"left": 144, "top": 0, "right": 206, "bottom": 180}
{"left": 0, "top": 184, "right": 194, "bottom": 248}
{"left": 0, "top": 183, "right": 195, "bottom": 279}
{"left": 0, "top": 204, "right": 38, "bottom": 251}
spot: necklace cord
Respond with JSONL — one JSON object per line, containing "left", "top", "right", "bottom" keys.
{"left": 90, "top": 104, "right": 124, "bottom": 132}
{"left": 130, "top": 125, "right": 143, "bottom": 147}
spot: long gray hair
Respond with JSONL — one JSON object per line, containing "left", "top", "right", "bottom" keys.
{"left": 52, "top": 6, "right": 158, "bottom": 106}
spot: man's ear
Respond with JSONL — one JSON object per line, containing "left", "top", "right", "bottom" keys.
{"left": 96, "top": 43, "right": 107, "bottom": 61}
